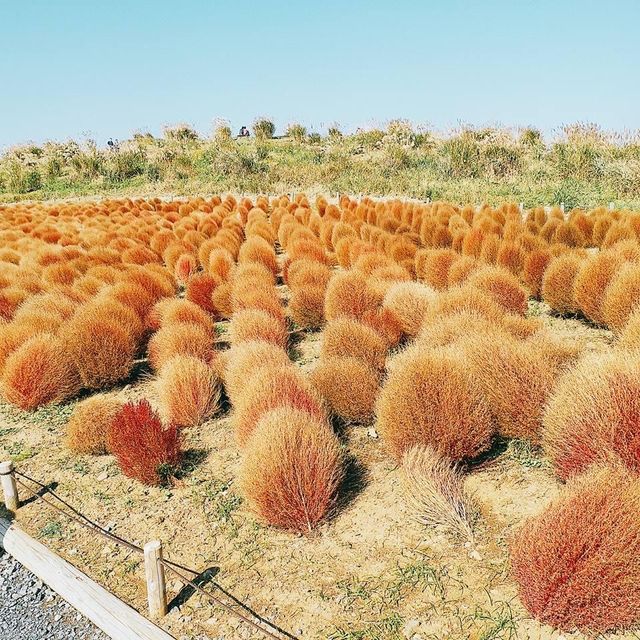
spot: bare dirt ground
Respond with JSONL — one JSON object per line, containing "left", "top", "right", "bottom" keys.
{"left": 0, "top": 303, "right": 629, "bottom": 640}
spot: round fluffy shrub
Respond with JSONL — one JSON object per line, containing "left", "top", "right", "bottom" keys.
{"left": 324, "top": 271, "right": 380, "bottom": 321}
{"left": 541, "top": 254, "right": 582, "bottom": 314}
{"left": 382, "top": 282, "right": 437, "bottom": 337}
{"left": 376, "top": 345, "right": 494, "bottom": 462}
{"left": 239, "top": 407, "right": 343, "bottom": 532}
{"left": 467, "top": 265, "right": 528, "bottom": 316}
{"left": 147, "top": 322, "right": 214, "bottom": 371}
{"left": 573, "top": 252, "right": 623, "bottom": 324}
{"left": 233, "top": 365, "right": 325, "bottom": 447}
{"left": 288, "top": 286, "right": 326, "bottom": 329}
{"left": 156, "top": 356, "right": 221, "bottom": 428}
{"left": 542, "top": 349, "right": 640, "bottom": 480}
{"left": 2, "top": 334, "right": 79, "bottom": 410}
{"left": 66, "top": 394, "right": 123, "bottom": 455}
{"left": 321, "top": 318, "right": 388, "bottom": 372}
{"left": 601, "top": 263, "right": 640, "bottom": 331}
{"left": 229, "top": 309, "right": 288, "bottom": 349}
{"left": 510, "top": 465, "right": 640, "bottom": 633}
{"left": 310, "top": 357, "right": 379, "bottom": 423}
{"left": 224, "top": 341, "right": 291, "bottom": 406}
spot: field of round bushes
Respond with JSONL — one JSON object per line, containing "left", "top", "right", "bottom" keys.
{"left": 2, "top": 193, "right": 640, "bottom": 635}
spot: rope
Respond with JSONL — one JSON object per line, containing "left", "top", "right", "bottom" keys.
{"left": 11, "top": 468, "right": 298, "bottom": 639}
{"left": 159, "top": 560, "right": 294, "bottom": 640}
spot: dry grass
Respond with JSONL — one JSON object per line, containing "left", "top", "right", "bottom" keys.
{"left": 310, "top": 356, "right": 379, "bottom": 423}
{"left": 510, "top": 465, "right": 640, "bottom": 633}
{"left": 66, "top": 394, "right": 123, "bottom": 455}
{"left": 376, "top": 344, "right": 494, "bottom": 462}
{"left": 239, "top": 407, "right": 343, "bottom": 533}
{"left": 156, "top": 355, "right": 222, "bottom": 428}
{"left": 401, "top": 445, "right": 476, "bottom": 542}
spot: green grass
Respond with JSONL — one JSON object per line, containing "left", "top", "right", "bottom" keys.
{"left": 3, "top": 125, "right": 640, "bottom": 208}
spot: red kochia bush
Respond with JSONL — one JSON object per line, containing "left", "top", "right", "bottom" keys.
{"left": 239, "top": 407, "right": 343, "bottom": 532}
{"left": 542, "top": 349, "right": 640, "bottom": 480}
{"left": 108, "top": 399, "right": 181, "bottom": 486}
{"left": 510, "top": 465, "right": 640, "bottom": 633}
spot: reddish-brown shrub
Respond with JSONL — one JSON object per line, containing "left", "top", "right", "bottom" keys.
{"left": 324, "top": 271, "right": 380, "bottom": 321}
{"left": 66, "top": 394, "right": 123, "bottom": 455}
{"left": 286, "top": 259, "right": 331, "bottom": 289}
{"left": 381, "top": 282, "right": 436, "bottom": 337}
{"left": 361, "top": 307, "right": 403, "bottom": 349}
{"left": 238, "top": 236, "right": 278, "bottom": 276}
{"left": 59, "top": 315, "right": 136, "bottom": 390}
{"left": 446, "top": 256, "right": 479, "bottom": 286}
{"left": 229, "top": 309, "right": 288, "bottom": 348}
{"left": 224, "top": 341, "right": 291, "bottom": 406}
{"left": 108, "top": 400, "right": 181, "bottom": 486}
{"left": 156, "top": 356, "right": 221, "bottom": 428}
{"left": 211, "top": 280, "right": 233, "bottom": 318}
{"left": 415, "top": 249, "right": 458, "bottom": 290}
{"left": 601, "top": 263, "right": 640, "bottom": 331}
{"left": 322, "top": 318, "right": 388, "bottom": 371}
{"left": 522, "top": 249, "right": 552, "bottom": 298}
{"left": 376, "top": 345, "right": 494, "bottom": 462}
{"left": 108, "top": 282, "right": 156, "bottom": 319}
{"left": 208, "top": 248, "right": 235, "bottom": 281}
{"left": 239, "top": 407, "right": 343, "bottom": 532}
{"left": 621, "top": 309, "right": 640, "bottom": 348}
{"left": 574, "top": 252, "right": 624, "bottom": 324}
{"left": 541, "top": 254, "right": 582, "bottom": 314}
{"left": 1, "top": 334, "right": 80, "bottom": 409}
{"left": 233, "top": 366, "right": 325, "bottom": 447}
{"left": 173, "top": 253, "right": 198, "bottom": 285}
{"left": 510, "top": 465, "right": 640, "bottom": 633}
{"left": 288, "top": 286, "right": 326, "bottom": 329}
{"left": 147, "top": 298, "right": 214, "bottom": 334}
{"left": 467, "top": 266, "right": 528, "bottom": 316}
{"left": 457, "top": 331, "right": 559, "bottom": 442}
{"left": 185, "top": 272, "right": 219, "bottom": 314}
{"left": 147, "top": 322, "right": 214, "bottom": 371}
{"left": 310, "top": 357, "right": 379, "bottom": 423}
{"left": 542, "top": 349, "right": 640, "bottom": 480}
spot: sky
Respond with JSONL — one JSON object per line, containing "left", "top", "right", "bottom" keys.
{"left": 1, "top": 0, "right": 639, "bottom": 149}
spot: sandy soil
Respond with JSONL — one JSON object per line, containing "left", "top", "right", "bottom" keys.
{"left": 0, "top": 304, "right": 629, "bottom": 640}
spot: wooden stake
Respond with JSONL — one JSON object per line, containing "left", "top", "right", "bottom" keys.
{"left": 144, "top": 540, "right": 167, "bottom": 618}
{"left": 0, "top": 461, "right": 18, "bottom": 512}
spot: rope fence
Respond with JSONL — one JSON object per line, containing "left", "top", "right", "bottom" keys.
{"left": 0, "top": 460, "right": 297, "bottom": 640}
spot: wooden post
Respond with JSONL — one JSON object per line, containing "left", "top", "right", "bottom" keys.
{"left": 609, "top": 201, "right": 615, "bottom": 210}
{"left": 560, "top": 202, "right": 565, "bottom": 213}
{"left": 144, "top": 541, "right": 167, "bottom": 618}
{"left": 519, "top": 202, "right": 524, "bottom": 214}
{"left": 0, "top": 461, "right": 18, "bottom": 512}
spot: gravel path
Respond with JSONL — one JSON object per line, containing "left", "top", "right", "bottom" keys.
{"left": 0, "top": 548, "right": 109, "bottom": 640}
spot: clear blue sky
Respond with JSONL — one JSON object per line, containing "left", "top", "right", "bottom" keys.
{"left": 1, "top": 0, "right": 639, "bottom": 148}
